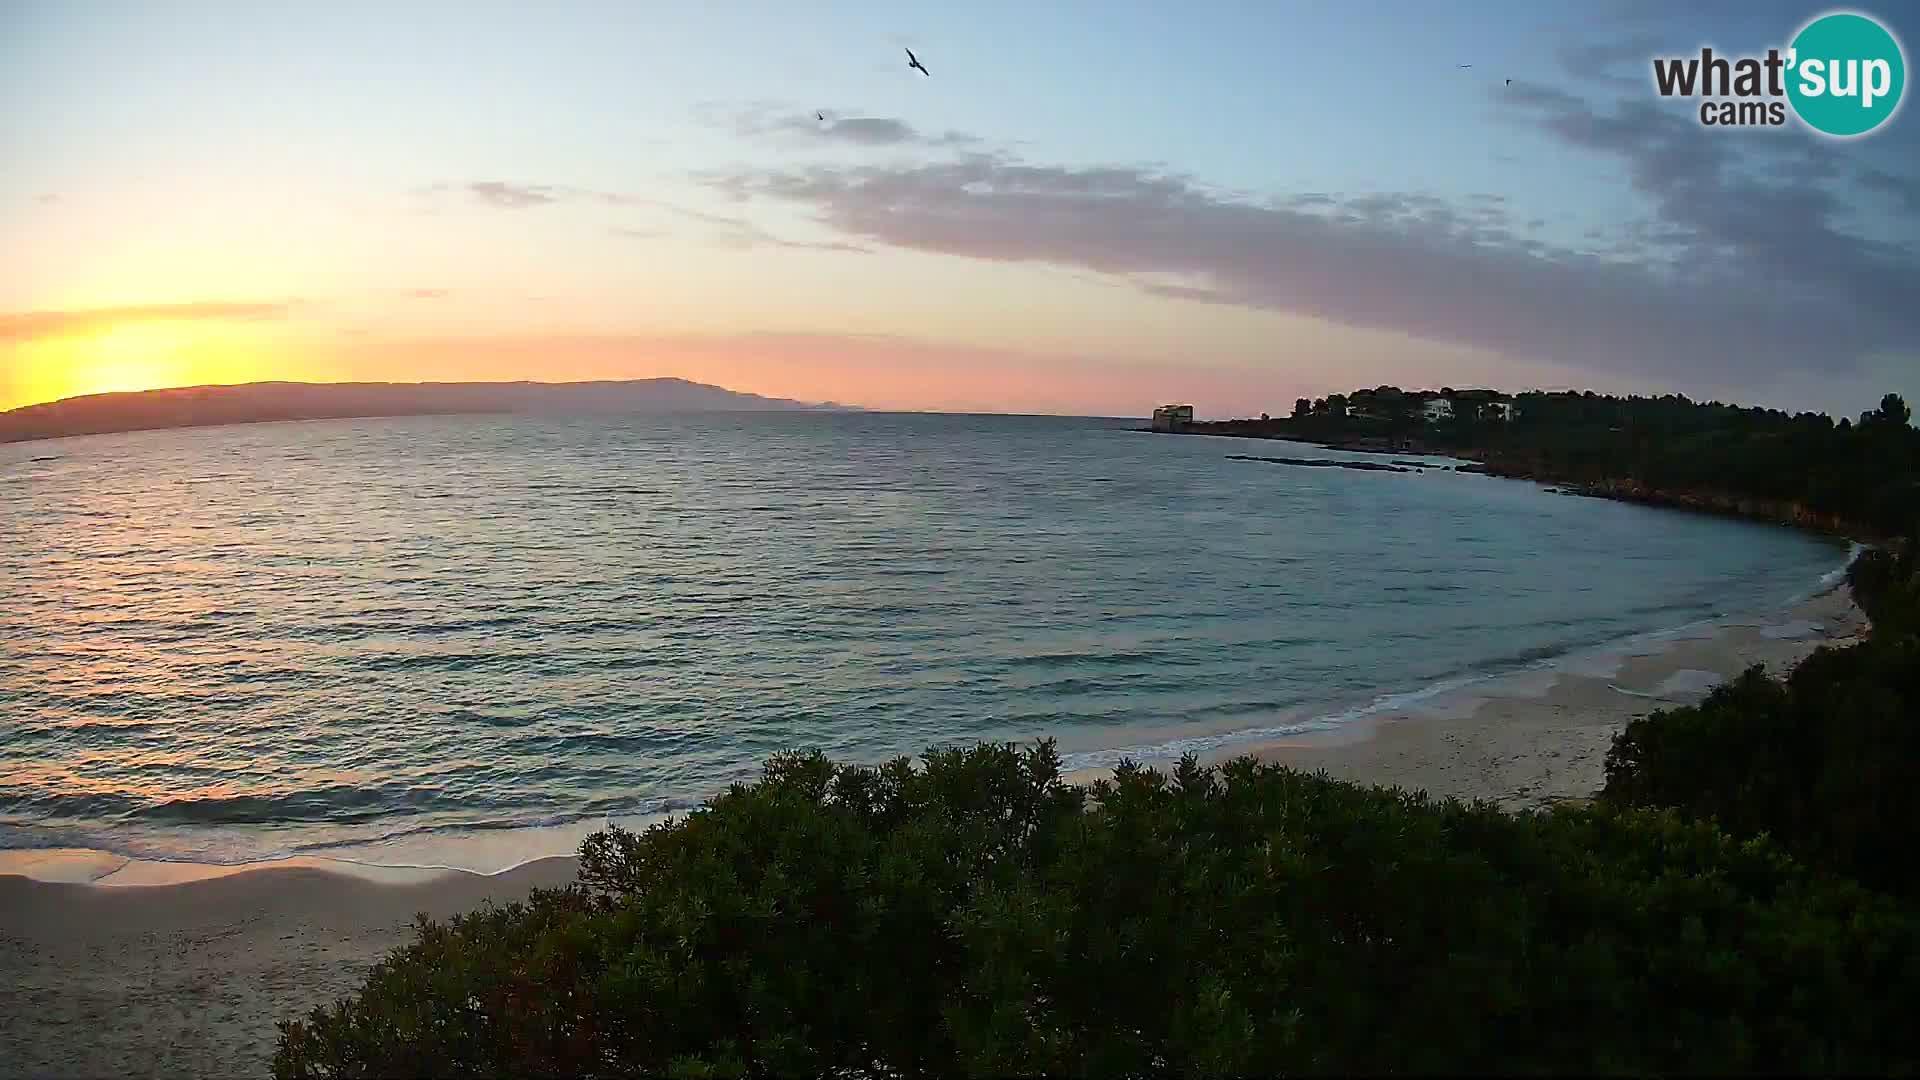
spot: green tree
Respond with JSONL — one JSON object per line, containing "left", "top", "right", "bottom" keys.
{"left": 1265, "top": 385, "right": 1919, "bottom": 539}
{"left": 277, "top": 744, "right": 1920, "bottom": 1078}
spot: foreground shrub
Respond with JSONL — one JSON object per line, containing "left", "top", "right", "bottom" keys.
{"left": 1850, "top": 541, "right": 1920, "bottom": 639}
{"left": 1601, "top": 633, "right": 1920, "bottom": 898}
{"left": 275, "top": 742, "right": 1920, "bottom": 1077}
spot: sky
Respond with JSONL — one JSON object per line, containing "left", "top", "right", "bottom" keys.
{"left": 3, "top": 0, "right": 1917, "bottom": 419}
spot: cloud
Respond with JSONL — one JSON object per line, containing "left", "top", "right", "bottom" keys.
{"left": 0, "top": 301, "right": 300, "bottom": 344}
{"left": 768, "top": 111, "right": 979, "bottom": 149}
{"left": 1859, "top": 168, "right": 1920, "bottom": 217}
{"left": 641, "top": 202, "right": 870, "bottom": 253}
{"left": 1493, "top": 83, "right": 1916, "bottom": 319}
{"left": 422, "top": 174, "right": 870, "bottom": 253}
{"left": 704, "top": 128, "right": 1916, "bottom": 386}
{"left": 467, "top": 181, "right": 561, "bottom": 209}
{"left": 1545, "top": 2, "right": 1920, "bottom": 216}
{"left": 708, "top": 102, "right": 980, "bottom": 149}
{"left": 1556, "top": 32, "right": 1664, "bottom": 91}
{"left": 426, "top": 181, "right": 641, "bottom": 210}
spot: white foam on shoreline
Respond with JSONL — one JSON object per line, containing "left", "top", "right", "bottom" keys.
{"left": 1607, "top": 668, "right": 1725, "bottom": 702}
{"left": 1055, "top": 541, "right": 1861, "bottom": 773}
{"left": 0, "top": 845, "right": 596, "bottom": 888}
{"left": 0, "top": 848, "right": 441, "bottom": 887}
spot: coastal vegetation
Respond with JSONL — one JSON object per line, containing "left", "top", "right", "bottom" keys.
{"left": 1602, "top": 542, "right": 1920, "bottom": 899}
{"left": 1190, "top": 389, "right": 1920, "bottom": 540}
{"left": 274, "top": 396, "right": 1920, "bottom": 1078}
{"left": 277, "top": 667, "right": 1920, "bottom": 1075}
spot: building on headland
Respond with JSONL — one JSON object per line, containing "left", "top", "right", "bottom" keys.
{"left": 1424, "top": 389, "right": 1518, "bottom": 423}
{"left": 1151, "top": 404, "right": 1195, "bottom": 432}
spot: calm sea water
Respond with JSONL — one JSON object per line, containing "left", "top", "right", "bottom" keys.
{"left": 0, "top": 412, "right": 1846, "bottom": 868}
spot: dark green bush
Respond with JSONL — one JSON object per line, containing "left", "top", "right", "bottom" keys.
{"left": 1601, "top": 540, "right": 1920, "bottom": 898}
{"left": 1849, "top": 541, "right": 1920, "bottom": 638}
{"left": 276, "top": 742, "right": 1920, "bottom": 1078}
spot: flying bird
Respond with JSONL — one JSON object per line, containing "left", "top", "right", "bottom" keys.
{"left": 906, "top": 47, "right": 930, "bottom": 76}
{"left": 1457, "top": 63, "right": 1473, "bottom": 69}
{"left": 817, "top": 111, "right": 826, "bottom": 121}
{"left": 1505, "top": 78, "right": 1512, "bottom": 85}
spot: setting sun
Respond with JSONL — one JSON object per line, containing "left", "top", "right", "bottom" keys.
{"left": 5, "top": 320, "right": 274, "bottom": 410}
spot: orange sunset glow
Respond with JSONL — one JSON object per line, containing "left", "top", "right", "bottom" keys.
{"left": 7, "top": 323, "right": 278, "bottom": 408}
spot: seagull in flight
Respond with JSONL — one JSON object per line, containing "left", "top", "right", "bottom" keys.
{"left": 817, "top": 111, "right": 826, "bottom": 121}
{"left": 1457, "top": 63, "right": 1473, "bottom": 69}
{"left": 906, "top": 47, "right": 930, "bottom": 76}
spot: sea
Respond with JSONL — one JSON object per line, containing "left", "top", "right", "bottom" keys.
{"left": 0, "top": 411, "right": 1852, "bottom": 874}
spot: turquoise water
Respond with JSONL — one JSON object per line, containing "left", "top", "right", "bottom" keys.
{"left": 0, "top": 412, "right": 1847, "bottom": 867}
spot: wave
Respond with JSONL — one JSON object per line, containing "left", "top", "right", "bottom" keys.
{"left": 1822, "top": 541, "right": 1868, "bottom": 590}
{"left": 1056, "top": 571, "right": 1846, "bottom": 776}
{"left": 6, "top": 563, "right": 1854, "bottom": 873}
{"left": 0, "top": 798, "right": 696, "bottom": 874}
{"left": 2, "top": 576, "right": 1844, "bottom": 878}
{"left": 1055, "top": 670, "right": 1495, "bottom": 773}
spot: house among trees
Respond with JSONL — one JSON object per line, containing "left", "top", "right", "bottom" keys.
{"left": 1280, "top": 386, "right": 1520, "bottom": 428}
{"left": 1456, "top": 389, "right": 1517, "bottom": 422}
{"left": 1151, "top": 403, "right": 1195, "bottom": 432}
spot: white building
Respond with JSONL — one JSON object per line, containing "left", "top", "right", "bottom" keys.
{"left": 1151, "top": 404, "right": 1195, "bottom": 432}
{"left": 1422, "top": 397, "right": 1454, "bottom": 422}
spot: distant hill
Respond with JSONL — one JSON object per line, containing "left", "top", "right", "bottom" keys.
{"left": 0, "top": 379, "right": 860, "bottom": 444}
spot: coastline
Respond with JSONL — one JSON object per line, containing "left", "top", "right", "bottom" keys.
{"left": 0, "top": 559, "right": 1852, "bottom": 889}
{"left": 1058, "top": 582, "right": 1866, "bottom": 803}
{"left": 0, "top": 528, "right": 1861, "bottom": 886}
{"left": 1145, "top": 424, "right": 1881, "bottom": 543}
{"left": 0, "top": 582, "right": 1869, "bottom": 1077}
{"left": 1239, "top": 582, "right": 1866, "bottom": 809}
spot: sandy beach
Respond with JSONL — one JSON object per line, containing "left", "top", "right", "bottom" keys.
{"left": 1242, "top": 585, "right": 1868, "bottom": 809}
{"left": 0, "top": 857, "right": 578, "bottom": 1079}
{"left": 0, "top": 586, "right": 1868, "bottom": 1079}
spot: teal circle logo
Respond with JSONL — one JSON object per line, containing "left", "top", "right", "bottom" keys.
{"left": 1786, "top": 11, "right": 1906, "bottom": 137}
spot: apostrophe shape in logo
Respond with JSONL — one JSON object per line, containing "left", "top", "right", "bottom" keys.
{"left": 1786, "top": 11, "right": 1906, "bottom": 137}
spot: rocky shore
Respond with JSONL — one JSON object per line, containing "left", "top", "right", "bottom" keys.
{"left": 1149, "top": 423, "right": 1881, "bottom": 542}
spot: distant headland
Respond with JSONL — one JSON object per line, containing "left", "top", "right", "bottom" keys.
{"left": 0, "top": 379, "right": 861, "bottom": 444}
{"left": 1144, "top": 386, "right": 1918, "bottom": 542}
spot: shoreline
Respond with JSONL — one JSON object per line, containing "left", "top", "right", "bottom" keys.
{"left": 1058, "top": 582, "right": 1866, "bottom": 805}
{"left": 1146, "top": 425, "right": 1882, "bottom": 544}
{"left": 0, "top": 584, "right": 1870, "bottom": 1077}
{"left": 1243, "top": 582, "right": 1866, "bottom": 809}
{"left": 0, "top": 541, "right": 1861, "bottom": 887}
